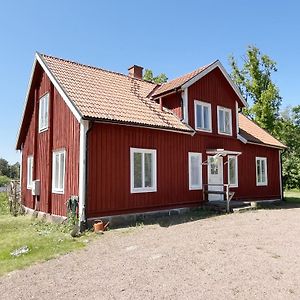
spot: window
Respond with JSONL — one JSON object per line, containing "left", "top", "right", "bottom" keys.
{"left": 27, "top": 156, "right": 33, "bottom": 189}
{"left": 130, "top": 148, "right": 157, "bottom": 193}
{"left": 194, "top": 100, "right": 212, "bottom": 132}
{"left": 217, "top": 106, "right": 232, "bottom": 135}
{"left": 52, "top": 150, "right": 66, "bottom": 193}
{"left": 256, "top": 157, "right": 268, "bottom": 186}
{"left": 38, "top": 93, "right": 49, "bottom": 132}
{"left": 189, "top": 152, "right": 202, "bottom": 190}
{"left": 228, "top": 155, "right": 238, "bottom": 187}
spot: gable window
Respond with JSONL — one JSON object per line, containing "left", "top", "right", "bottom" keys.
{"left": 52, "top": 150, "right": 66, "bottom": 194}
{"left": 189, "top": 152, "right": 202, "bottom": 190}
{"left": 130, "top": 148, "right": 157, "bottom": 193}
{"left": 194, "top": 100, "right": 212, "bottom": 132}
{"left": 38, "top": 93, "right": 49, "bottom": 132}
{"left": 27, "top": 155, "right": 33, "bottom": 189}
{"left": 256, "top": 157, "right": 268, "bottom": 186}
{"left": 217, "top": 106, "right": 232, "bottom": 135}
{"left": 228, "top": 155, "right": 238, "bottom": 187}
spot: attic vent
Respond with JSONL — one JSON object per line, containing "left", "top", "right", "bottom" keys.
{"left": 128, "top": 65, "right": 143, "bottom": 79}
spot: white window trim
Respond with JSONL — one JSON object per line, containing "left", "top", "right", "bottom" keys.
{"left": 188, "top": 152, "right": 202, "bottom": 190}
{"left": 256, "top": 157, "right": 268, "bottom": 186}
{"left": 38, "top": 93, "right": 49, "bottom": 133}
{"left": 130, "top": 148, "right": 157, "bottom": 194}
{"left": 52, "top": 149, "right": 66, "bottom": 194}
{"left": 217, "top": 106, "right": 232, "bottom": 136}
{"left": 194, "top": 100, "right": 212, "bottom": 133}
{"left": 27, "top": 155, "right": 33, "bottom": 189}
{"left": 228, "top": 155, "right": 238, "bottom": 188}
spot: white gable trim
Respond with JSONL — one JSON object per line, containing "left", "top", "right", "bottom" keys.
{"left": 181, "top": 61, "right": 248, "bottom": 108}
{"left": 36, "top": 53, "right": 82, "bottom": 121}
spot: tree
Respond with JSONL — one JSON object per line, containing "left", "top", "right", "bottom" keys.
{"left": 10, "top": 162, "right": 20, "bottom": 179}
{"left": 143, "top": 69, "right": 168, "bottom": 84}
{"left": 229, "top": 45, "right": 281, "bottom": 133}
{"left": 0, "top": 158, "right": 10, "bottom": 177}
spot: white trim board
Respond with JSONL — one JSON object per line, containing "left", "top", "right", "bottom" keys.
{"left": 181, "top": 60, "right": 248, "bottom": 108}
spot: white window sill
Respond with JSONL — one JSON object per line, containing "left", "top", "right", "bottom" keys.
{"left": 52, "top": 190, "right": 65, "bottom": 194}
{"left": 256, "top": 183, "right": 268, "bottom": 187}
{"left": 195, "top": 128, "right": 212, "bottom": 133}
{"left": 189, "top": 186, "right": 202, "bottom": 191}
{"left": 27, "top": 186, "right": 32, "bottom": 190}
{"left": 229, "top": 184, "right": 238, "bottom": 188}
{"left": 218, "top": 131, "right": 232, "bottom": 136}
{"left": 131, "top": 188, "right": 157, "bottom": 194}
{"left": 39, "top": 127, "right": 48, "bottom": 133}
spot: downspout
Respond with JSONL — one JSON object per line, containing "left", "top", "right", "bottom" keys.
{"left": 280, "top": 149, "right": 286, "bottom": 201}
{"left": 78, "top": 119, "right": 89, "bottom": 231}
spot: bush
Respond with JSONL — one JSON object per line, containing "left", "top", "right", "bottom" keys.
{"left": 0, "top": 175, "right": 10, "bottom": 187}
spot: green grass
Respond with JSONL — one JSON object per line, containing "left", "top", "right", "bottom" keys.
{"left": 284, "top": 190, "right": 300, "bottom": 203}
{"left": 0, "top": 193, "right": 92, "bottom": 276}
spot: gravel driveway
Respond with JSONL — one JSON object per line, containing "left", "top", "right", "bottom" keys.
{"left": 1, "top": 208, "right": 300, "bottom": 299}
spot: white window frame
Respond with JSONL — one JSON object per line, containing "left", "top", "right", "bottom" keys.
{"left": 52, "top": 149, "right": 66, "bottom": 194}
{"left": 217, "top": 106, "right": 232, "bottom": 136}
{"left": 228, "top": 155, "right": 238, "bottom": 188}
{"left": 194, "top": 100, "right": 212, "bottom": 132}
{"left": 38, "top": 93, "right": 49, "bottom": 132}
{"left": 256, "top": 157, "right": 268, "bottom": 186}
{"left": 188, "top": 152, "right": 202, "bottom": 190}
{"left": 27, "top": 155, "right": 33, "bottom": 189}
{"left": 130, "top": 148, "right": 157, "bottom": 193}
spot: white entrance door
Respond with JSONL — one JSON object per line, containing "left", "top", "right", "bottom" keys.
{"left": 207, "top": 156, "right": 223, "bottom": 201}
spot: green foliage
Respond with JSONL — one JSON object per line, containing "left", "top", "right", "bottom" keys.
{"left": 143, "top": 69, "right": 168, "bottom": 84}
{"left": 0, "top": 193, "right": 9, "bottom": 215}
{"left": 0, "top": 176, "right": 10, "bottom": 187}
{"left": 275, "top": 106, "right": 300, "bottom": 189}
{"left": 229, "top": 45, "right": 281, "bottom": 133}
{"left": 0, "top": 158, "right": 20, "bottom": 179}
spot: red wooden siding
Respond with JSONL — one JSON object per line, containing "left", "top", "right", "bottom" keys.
{"left": 21, "top": 67, "right": 80, "bottom": 216}
{"left": 162, "top": 92, "right": 182, "bottom": 119}
{"left": 86, "top": 123, "right": 281, "bottom": 218}
{"left": 188, "top": 67, "right": 239, "bottom": 137}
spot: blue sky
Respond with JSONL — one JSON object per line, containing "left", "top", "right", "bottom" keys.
{"left": 0, "top": 0, "right": 299, "bottom": 163}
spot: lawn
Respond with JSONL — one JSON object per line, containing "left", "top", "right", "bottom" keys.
{"left": 284, "top": 190, "right": 300, "bottom": 203}
{"left": 0, "top": 193, "right": 91, "bottom": 276}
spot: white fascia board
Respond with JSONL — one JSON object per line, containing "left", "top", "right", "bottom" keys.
{"left": 78, "top": 119, "right": 89, "bottom": 223}
{"left": 237, "top": 134, "right": 247, "bottom": 144}
{"left": 36, "top": 53, "right": 82, "bottom": 122}
{"left": 181, "top": 61, "right": 248, "bottom": 108}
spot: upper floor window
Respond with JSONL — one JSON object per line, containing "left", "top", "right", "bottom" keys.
{"left": 39, "top": 93, "right": 49, "bottom": 132}
{"left": 194, "top": 100, "right": 212, "bottom": 132}
{"left": 188, "top": 152, "right": 202, "bottom": 190}
{"left": 217, "top": 106, "right": 232, "bottom": 135}
{"left": 52, "top": 149, "right": 66, "bottom": 194}
{"left": 228, "top": 155, "right": 238, "bottom": 187}
{"left": 27, "top": 155, "right": 33, "bottom": 189}
{"left": 130, "top": 148, "right": 157, "bottom": 193}
{"left": 256, "top": 157, "right": 268, "bottom": 186}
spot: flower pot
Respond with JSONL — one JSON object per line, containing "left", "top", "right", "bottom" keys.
{"left": 94, "top": 221, "right": 104, "bottom": 232}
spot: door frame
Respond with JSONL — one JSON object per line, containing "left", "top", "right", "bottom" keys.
{"left": 207, "top": 155, "right": 224, "bottom": 201}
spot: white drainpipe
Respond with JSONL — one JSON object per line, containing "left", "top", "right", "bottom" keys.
{"left": 78, "top": 119, "right": 89, "bottom": 226}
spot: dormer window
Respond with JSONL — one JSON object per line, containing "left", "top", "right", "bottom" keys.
{"left": 38, "top": 93, "right": 49, "bottom": 132}
{"left": 217, "top": 106, "right": 232, "bottom": 136}
{"left": 194, "top": 100, "right": 212, "bottom": 132}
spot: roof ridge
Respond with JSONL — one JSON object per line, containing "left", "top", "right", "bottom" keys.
{"left": 39, "top": 52, "right": 157, "bottom": 87}
{"left": 159, "top": 60, "right": 218, "bottom": 87}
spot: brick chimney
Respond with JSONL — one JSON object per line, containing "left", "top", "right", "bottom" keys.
{"left": 128, "top": 65, "right": 143, "bottom": 79}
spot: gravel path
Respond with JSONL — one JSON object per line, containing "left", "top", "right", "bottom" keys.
{"left": 1, "top": 208, "right": 300, "bottom": 299}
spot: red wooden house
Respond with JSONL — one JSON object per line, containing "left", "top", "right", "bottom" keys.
{"left": 16, "top": 53, "right": 286, "bottom": 224}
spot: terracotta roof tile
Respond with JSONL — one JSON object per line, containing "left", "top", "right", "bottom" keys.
{"left": 41, "top": 54, "right": 192, "bottom": 133}
{"left": 151, "top": 62, "right": 216, "bottom": 97}
{"left": 239, "top": 114, "right": 286, "bottom": 148}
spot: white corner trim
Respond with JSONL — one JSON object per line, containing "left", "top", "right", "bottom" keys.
{"left": 235, "top": 101, "right": 239, "bottom": 137}
{"left": 79, "top": 120, "right": 89, "bottom": 223}
{"left": 182, "top": 88, "right": 189, "bottom": 123}
{"left": 279, "top": 150, "right": 283, "bottom": 200}
{"left": 36, "top": 53, "right": 82, "bottom": 122}
{"left": 237, "top": 134, "right": 247, "bottom": 144}
{"left": 181, "top": 61, "right": 248, "bottom": 108}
